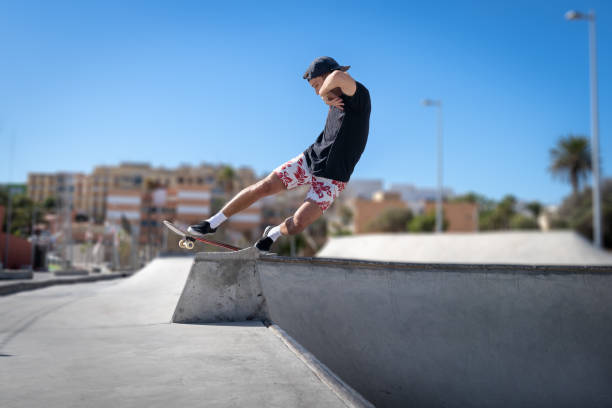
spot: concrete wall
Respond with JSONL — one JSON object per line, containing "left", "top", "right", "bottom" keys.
{"left": 257, "top": 257, "right": 612, "bottom": 408}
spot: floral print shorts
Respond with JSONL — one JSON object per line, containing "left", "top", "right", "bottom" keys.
{"left": 274, "top": 154, "right": 346, "bottom": 212}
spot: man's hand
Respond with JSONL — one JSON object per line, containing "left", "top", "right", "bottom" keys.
{"left": 320, "top": 88, "right": 344, "bottom": 110}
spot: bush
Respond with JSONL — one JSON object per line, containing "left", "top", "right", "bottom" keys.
{"left": 509, "top": 214, "right": 539, "bottom": 230}
{"left": 366, "top": 208, "right": 413, "bottom": 232}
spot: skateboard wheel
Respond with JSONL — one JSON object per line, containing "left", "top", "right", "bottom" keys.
{"left": 179, "top": 239, "right": 185, "bottom": 249}
{"left": 185, "top": 241, "right": 195, "bottom": 250}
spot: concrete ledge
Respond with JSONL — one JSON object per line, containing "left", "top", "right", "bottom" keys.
{"left": 261, "top": 254, "right": 612, "bottom": 274}
{"left": 0, "top": 273, "right": 126, "bottom": 296}
{"left": 172, "top": 247, "right": 269, "bottom": 323}
{"left": 0, "top": 270, "right": 34, "bottom": 280}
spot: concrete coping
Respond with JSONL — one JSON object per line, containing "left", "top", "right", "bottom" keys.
{"left": 260, "top": 254, "right": 612, "bottom": 274}
{"left": 194, "top": 247, "right": 263, "bottom": 261}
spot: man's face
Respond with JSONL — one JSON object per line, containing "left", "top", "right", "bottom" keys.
{"left": 308, "top": 73, "right": 328, "bottom": 95}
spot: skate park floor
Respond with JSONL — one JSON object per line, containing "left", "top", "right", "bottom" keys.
{"left": 0, "top": 257, "right": 357, "bottom": 408}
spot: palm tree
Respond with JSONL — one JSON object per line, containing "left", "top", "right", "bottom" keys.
{"left": 548, "top": 135, "right": 591, "bottom": 197}
{"left": 217, "top": 166, "right": 236, "bottom": 195}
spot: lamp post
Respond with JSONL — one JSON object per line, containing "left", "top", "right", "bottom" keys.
{"left": 3, "top": 187, "right": 15, "bottom": 268}
{"left": 422, "top": 99, "right": 444, "bottom": 233}
{"left": 565, "top": 9, "right": 602, "bottom": 248}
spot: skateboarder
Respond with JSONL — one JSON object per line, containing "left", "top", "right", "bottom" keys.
{"left": 188, "top": 56, "right": 371, "bottom": 251}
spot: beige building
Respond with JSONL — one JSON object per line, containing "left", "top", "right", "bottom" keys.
{"left": 424, "top": 201, "right": 479, "bottom": 232}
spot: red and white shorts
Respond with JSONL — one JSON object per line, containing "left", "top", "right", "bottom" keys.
{"left": 274, "top": 154, "right": 346, "bottom": 212}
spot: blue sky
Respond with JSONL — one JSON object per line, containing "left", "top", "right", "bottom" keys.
{"left": 0, "top": 0, "right": 610, "bottom": 207}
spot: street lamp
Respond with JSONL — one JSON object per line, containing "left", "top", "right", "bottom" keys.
{"left": 422, "top": 99, "right": 444, "bottom": 233}
{"left": 565, "top": 9, "right": 602, "bottom": 248}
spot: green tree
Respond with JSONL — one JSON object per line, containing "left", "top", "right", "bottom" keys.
{"left": 2, "top": 193, "right": 44, "bottom": 236}
{"left": 217, "top": 166, "right": 236, "bottom": 194}
{"left": 480, "top": 195, "right": 517, "bottom": 230}
{"left": 552, "top": 178, "right": 612, "bottom": 248}
{"left": 408, "top": 212, "right": 436, "bottom": 232}
{"left": 526, "top": 201, "right": 543, "bottom": 218}
{"left": 450, "top": 191, "right": 495, "bottom": 212}
{"left": 43, "top": 196, "right": 57, "bottom": 212}
{"left": 0, "top": 187, "right": 8, "bottom": 207}
{"left": 407, "top": 208, "right": 450, "bottom": 232}
{"left": 548, "top": 135, "right": 591, "bottom": 197}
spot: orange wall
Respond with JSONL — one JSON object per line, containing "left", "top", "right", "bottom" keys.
{"left": 424, "top": 201, "right": 479, "bottom": 232}
{"left": 353, "top": 198, "right": 408, "bottom": 233}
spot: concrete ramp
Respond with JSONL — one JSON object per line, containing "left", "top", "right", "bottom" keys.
{"left": 318, "top": 230, "right": 612, "bottom": 265}
{"left": 174, "top": 250, "right": 612, "bottom": 407}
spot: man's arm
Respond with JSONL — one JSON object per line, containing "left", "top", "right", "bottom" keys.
{"left": 318, "top": 71, "right": 357, "bottom": 98}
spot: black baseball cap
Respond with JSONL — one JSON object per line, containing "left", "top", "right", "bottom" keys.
{"left": 303, "top": 56, "right": 350, "bottom": 81}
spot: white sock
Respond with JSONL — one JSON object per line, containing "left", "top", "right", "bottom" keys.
{"left": 267, "top": 225, "right": 283, "bottom": 242}
{"left": 207, "top": 212, "right": 227, "bottom": 229}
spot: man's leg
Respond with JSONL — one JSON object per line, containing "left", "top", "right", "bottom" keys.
{"left": 221, "top": 172, "right": 285, "bottom": 217}
{"left": 255, "top": 174, "right": 346, "bottom": 251}
{"left": 188, "top": 172, "right": 285, "bottom": 236}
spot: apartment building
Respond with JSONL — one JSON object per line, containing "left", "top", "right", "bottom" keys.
{"left": 28, "top": 172, "right": 89, "bottom": 211}
{"left": 90, "top": 162, "right": 176, "bottom": 222}
{"left": 106, "top": 189, "right": 142, "bottom": 224}
{"left": 28, "top": 162, "right": 258, "bottom": 219}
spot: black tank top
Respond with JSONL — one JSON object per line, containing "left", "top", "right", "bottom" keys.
{"left": 303, "top": 81, "right": 371, "bottom": 182}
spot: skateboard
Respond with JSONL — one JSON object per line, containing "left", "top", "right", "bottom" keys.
{"left": 163, "top": 220, "right": 241, "bottom": 251}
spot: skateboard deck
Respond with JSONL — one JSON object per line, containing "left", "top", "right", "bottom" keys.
{"left": 163, "top": 220, "right": 241, "bottom": 252}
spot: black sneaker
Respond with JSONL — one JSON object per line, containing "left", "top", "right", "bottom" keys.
{"left": 255, "top": 226, "right": 274, "bottom": 252}
{"left": 187, "top": 220, "right": 217, "bottom": 237}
